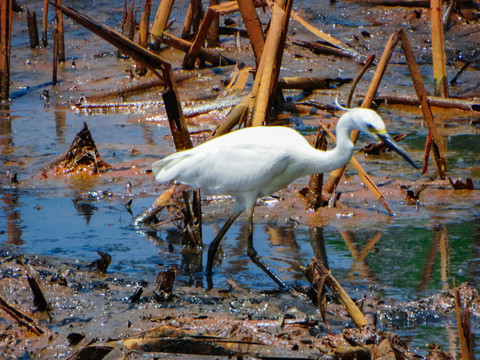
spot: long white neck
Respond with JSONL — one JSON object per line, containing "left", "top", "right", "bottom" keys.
{"left": 304, "top": 112, "right": 357, "bottom": 174}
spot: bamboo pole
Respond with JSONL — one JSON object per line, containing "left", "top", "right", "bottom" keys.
{"left": 237, "top": 0, "right": 265, "bottom": 67}
{"left": 251, "top": 4, "right": 285, "bottom": 126}
{"left": 0, "top": 0, "right": 12, "bottom": 102}
{"left": 430, "top": 0, "right": 449, "bottom": 97}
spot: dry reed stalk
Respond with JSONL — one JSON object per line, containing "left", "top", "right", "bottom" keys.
{"left": 27, "top": 9, "right": 40, "bottom": 48}
{"left": 151, "top": 0, "right": 174, "bottom": 44}
{"left": 0, "top": 0, "right": 12, "bottom": 102}
{"left": 237, "top": 0, "right": 265, "bottom": 66}
{"left": 251, "top": 4, "right": 286, "bottom": 126}
{"left": 42, "top": 0, "right": 48, "bottom": 46}
{"left": 430, "top": 0, "right": 449, "bottom": 97}
{"left": 55, "top": 0, "right": 65, "bottom": 62}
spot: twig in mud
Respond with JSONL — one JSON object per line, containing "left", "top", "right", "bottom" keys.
{"left": 0, "top": 294, "right": 45, "bottom": 336}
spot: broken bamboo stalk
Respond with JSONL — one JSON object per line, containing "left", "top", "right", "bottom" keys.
{"left": 237, "top": 0, "right": 265, "bottom": 67}
{"left": 52, "top": 25, "right": 58, "bottom": 84}
{"left": 430, "top": 0, "right": 448, "bottom": 97}
{"left": 151, "top": 0, "right": 174, "bottom": 45}
{"left": 252, "top": 3, "right": 286, "bottom": 126}
{"left": 0, "top": 0, "right": 12, "bottom": 103}
{"left": 27, "top": 9, "right": 40, "bottom": 48}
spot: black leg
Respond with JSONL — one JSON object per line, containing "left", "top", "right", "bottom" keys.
{"left": 206, "top": 212, "right": 241, "bottom": 274}
{"left": 246, "top": 213, "right": 287, "bottom": 289}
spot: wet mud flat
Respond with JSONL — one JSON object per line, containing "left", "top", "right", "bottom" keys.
{"left": 0, "top": 252, "right": 479, "bottom": 359}
{"left": 1, "top": 0, "right": 480, "bottom": 358}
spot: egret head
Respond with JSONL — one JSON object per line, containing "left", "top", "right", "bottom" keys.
{"left": 351, "top": 108, "right": 419, "bottom": 169}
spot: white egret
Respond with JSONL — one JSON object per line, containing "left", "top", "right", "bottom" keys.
{"left": 152, "top": 107, "right": 417, "bottom": 288}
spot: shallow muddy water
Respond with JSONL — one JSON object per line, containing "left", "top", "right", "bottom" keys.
{"left": 1, "top": 0, "right": 480, "bottom": 357}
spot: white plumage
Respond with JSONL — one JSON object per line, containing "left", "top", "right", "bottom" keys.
{"left": 153, "top": 107, "right": 417, "bottom": 287}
